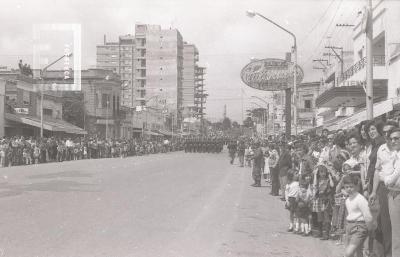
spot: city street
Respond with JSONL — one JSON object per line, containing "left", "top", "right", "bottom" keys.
{"left": 0, "top": 151, "right": 342, "bottom": 257}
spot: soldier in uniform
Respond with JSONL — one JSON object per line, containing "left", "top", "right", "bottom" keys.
{"left": 251, "top": 141, "right": 264, "bottom": 187}
{"left": 227, "top": 140, "right": 237, "bottom": 164}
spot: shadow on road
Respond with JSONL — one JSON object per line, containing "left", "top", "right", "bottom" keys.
{"left": 27, "top": 170, "right": 93, "bottom": 180}
{"left": 0, "top": 179, "right": 98, "bottom": 198}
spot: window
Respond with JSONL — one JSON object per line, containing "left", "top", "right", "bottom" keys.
{"left": 102, "top": 94, "right": 110, "bottom": 108}
{"left": 358, "top": 49, "right": 363, "bottom": 60}
{"left": 23, "top": 91, "right": 30, "bottom": 106}
{"left": 43, "top": 108, "right": 53, "bottom": 116}
{"left": 113, "top": 95, "right": 116, "bottom": 115}
{"left": 304, "top": 99, "right": 312, "bottom": 109}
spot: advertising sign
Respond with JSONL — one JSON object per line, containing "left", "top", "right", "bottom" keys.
{"left": 33, "top": 23, "right": 81, "bottom": 91}
{"left": 240, "top": 58, "right": 303, "bottom": 91}
{"left": 14, "top": 108, "right": 29, "bottom": 114}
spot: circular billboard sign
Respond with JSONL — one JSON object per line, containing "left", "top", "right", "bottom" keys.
{"left": 240, "top": 58, "right": 304, "bottom": 91}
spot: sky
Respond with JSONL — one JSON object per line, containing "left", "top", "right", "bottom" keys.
{"left": 0, "top": 0, "right": 367, "bottom": 122}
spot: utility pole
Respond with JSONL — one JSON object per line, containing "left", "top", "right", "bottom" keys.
{"left": 325, "top": 46, "right": 344, "bottom": 84}
{"left": 365, "top": 0, "right": 374, "bottom": 119}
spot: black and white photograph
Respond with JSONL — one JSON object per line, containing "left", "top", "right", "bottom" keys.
{"left": 0, "top": 0, "right": 399, "bottom": 256}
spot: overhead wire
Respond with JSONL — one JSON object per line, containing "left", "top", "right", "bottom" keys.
{"left": 298, "top": 0, "right": 337, "bottom": 47}
{"left": 301, "top": 0, "right": 344, "bottom": 66}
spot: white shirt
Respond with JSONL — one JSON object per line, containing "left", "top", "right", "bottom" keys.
{"left": 65, "top": 140, "right": 74, "bottom": 148}
{"left": 375, "top": 143, "right": 397, "bottom": 177}
{"left": 345, "top": 192, "right": 372, "bottom": 222}
{"left": 380, "top": 151, "right": 400, "bottom": 191}
{"left": 285, "top": 181, "right": 300, "bottom": 200}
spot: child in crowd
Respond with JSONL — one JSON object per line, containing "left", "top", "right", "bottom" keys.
{"left": 245, "top": 145, "right": 253, "bottom": 168}
{"left": 331, "top": 161, "right": 352, "bottom": 244}
{"left": 33, "top": 144, "right": 40, "bottom": 165}
{"left": 312, "top": 163, "right": 334, "bottom": 239}
{"left": 343, "top": 175, "right": 373, "bottom": 257}
{"left": 22, "top": 146, "right": 31, "bottom": 165}
{"left": 296, "top": 177, "right": 312, "bottom": 236}
{"left": 285, "top": 172, "right": 300, "bottom": 232}
{"left": 263, "top": 150, "right": 271, "bottom": 185}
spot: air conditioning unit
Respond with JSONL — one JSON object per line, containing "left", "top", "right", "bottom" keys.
{"left": 335, "top": 107, "right": 346, "bottom": 117}
{"left": 335, "top": 107, "right": 354, "bottom": 117}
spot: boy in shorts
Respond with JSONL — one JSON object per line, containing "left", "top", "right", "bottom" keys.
{"left": 343, "top": 175, "right": 373, "bottom": 257}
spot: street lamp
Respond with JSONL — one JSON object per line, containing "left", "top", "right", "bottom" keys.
{"left": 251, "top": 96, "right": 269, "bottom": 136}
{"left": 246, "top": 10, "right": 298, "bottom": 136}
{"left": 251, "top": 102, "right": 267, "bottom": 139}
{"left": 105, "top": 99, "right": 110, "bottom": 140}
{"left": 39, "top": 52, "right": 73, "bottom": 137}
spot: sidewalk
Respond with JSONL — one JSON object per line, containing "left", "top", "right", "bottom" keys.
{"left": 219, "top": 163, "right": 344, "bottom": 257}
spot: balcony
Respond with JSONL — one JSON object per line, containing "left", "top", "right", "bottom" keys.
{"left": 298, "top": 108, "right": 313, "bottom": 113}
{"left": 338, "top": 55, "right": 386, "bottom": 85}
{"left": 316, "top": 79, "right": 387, "bottom": 108}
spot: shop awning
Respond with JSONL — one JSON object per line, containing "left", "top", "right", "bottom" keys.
{"left": 316, "top": 84, "right": 387, "bottom": 108}
{"left": 157, "top": 129, "right": 173, "bottom": 136}
{"left": 5, "top": 113, "right": 87, "bottom": 135}
{"left": 144, "top": 130, "right": 162, "bottom": 136}
{"left": 324, "top": 98, "right": 393, "bottom": 131}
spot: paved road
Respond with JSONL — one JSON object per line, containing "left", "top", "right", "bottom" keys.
{"left": 0, "top": 151, "right": 342, "bottom": 257}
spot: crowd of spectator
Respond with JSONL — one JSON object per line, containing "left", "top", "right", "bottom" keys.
{"left": 0, "top": 136, "right": 184, "bottom": 167}
{"left": 231, "top": 119, "right": 399, "bottom": 257}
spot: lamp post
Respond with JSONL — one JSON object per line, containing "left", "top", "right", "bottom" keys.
{"left": 39, "top": 52, "right": 73, "bottom": 137}
{"left": 105, "top": 99, "right": 109, "bottom": 139}
{"left": 246, "top": 10, "right": 298, "bottom": 136}
{"left": 251, "top": 95, "right": 270, "bottom": 136}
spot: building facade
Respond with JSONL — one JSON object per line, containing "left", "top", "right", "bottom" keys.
{"left": 0, "top": 72, "right": 86, "bottom": 137}
{"left": 181, "top": 43, "right": 198, "bottom": 118}
{"left": 96, "top": 35, "right": 135, "bottom": 108}
{"left": 315, "top": 0, "right": 400, "bottom": 131}
{"left": 42, "top": 69, "right": 122, "bottom": 138}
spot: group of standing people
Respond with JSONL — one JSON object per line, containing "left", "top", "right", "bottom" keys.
{"left": 0, "top": 136, "right": 184, "bottom": 167}
{"left": 229, "top": 118, "right": 400, "bottom": 257}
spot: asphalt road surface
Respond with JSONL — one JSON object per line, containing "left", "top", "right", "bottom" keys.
{"left": 0, "top": 151, "right": 343, "bottom": 257}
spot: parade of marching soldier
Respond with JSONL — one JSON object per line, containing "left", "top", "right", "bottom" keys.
{"left": 0, "top": 0, "right": 400, "bottom": 257}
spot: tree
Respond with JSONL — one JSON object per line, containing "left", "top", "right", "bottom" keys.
{"left": 232, "top": 121, "right": 240, "bottom": 128}
{"left": 243, "top": 117, "right": 254, "bottom": 128}
{"left": 222, "top": 117, "right": 231, "bottom": 131}
{"left": 62, "top": 92, "right": 85, "bottom": 128}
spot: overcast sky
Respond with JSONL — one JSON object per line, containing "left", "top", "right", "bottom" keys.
{"left": 0, "top": 0, "right": 367, "bottom": 122}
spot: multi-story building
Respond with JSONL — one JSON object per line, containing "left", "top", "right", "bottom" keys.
{"left": 41, "top": 69, "right": 122, "bottom": 138}
{"left": 96, "top": 35, "right": 135, "bottom": 108}
{"left": 296, "top": 82, "right": 320, "bottom": 133}
{"left": 194, "top": 66, "right": 207, "bottom": 128}
{"left": 135, "top": 24, "right": 184, "bottom": 126}
{"left": 97, "top": 24, "right": 205, "bottom": 134}
{"left": 0, "top": 71, "right": 86, "bottom": 137}
{"left": 315, "top": 0, "right": 400, "bottom": 130}
{"left": 181, "top": 43, "right": 199, "bottom": 118}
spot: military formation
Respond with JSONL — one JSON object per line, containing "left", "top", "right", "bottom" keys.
{"left": 184, "top": 137, "right": 225, "bottom": 153}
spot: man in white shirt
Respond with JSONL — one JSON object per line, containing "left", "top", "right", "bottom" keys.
{"left": 383, "top": 128, "right": 400, "bottom": 257}
{"left": 370, "top": 121, "right": 398, "bottom": 257}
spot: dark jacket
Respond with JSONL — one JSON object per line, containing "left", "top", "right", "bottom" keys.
{"left": 278, "top": 150, "right": 292, "bottom": 177}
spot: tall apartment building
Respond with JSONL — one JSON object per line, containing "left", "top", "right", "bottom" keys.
{"left": 134, "top": 24, "right": 184, "bottom": 125}
{"left": 97, "top": 24, "right": 204, "bottom": 130}
{"left": 181, "top": 43, "right": 199, "bottom": 117}
{"left": 96, "top": 35, "right": 135, "bottom": 108}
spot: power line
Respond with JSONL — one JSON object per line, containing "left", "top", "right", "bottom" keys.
{"left": 301, "top": 0, "right": 344, "bottom": 66}
{"left": 298, "top": 0, "right": 337, "bottom": 46}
